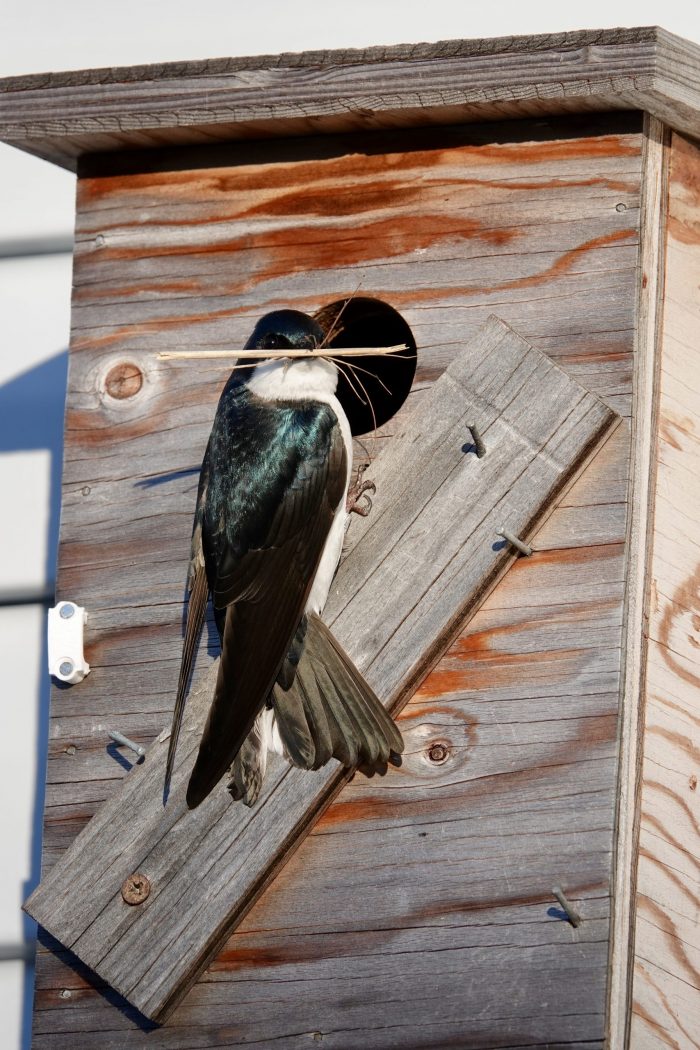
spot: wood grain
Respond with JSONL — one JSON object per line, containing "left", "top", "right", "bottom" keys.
{"left": 608, "top": 113, "right": 670, "bottom": 1050}
{"left": 629, "top": 132, "right": 700, "bottom": 1048}
{"left": 0, "top": 27, "right": 698, "bottom": 170}
{"left": 31, "top": 116, "right": 640, "bottom": 1047}
{"left": 25, "top": 317, "right": 620, "bottom": 1023}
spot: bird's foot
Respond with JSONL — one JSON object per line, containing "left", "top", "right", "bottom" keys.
{"left": 346, "top": 463, "right": 376, "bottom": 517}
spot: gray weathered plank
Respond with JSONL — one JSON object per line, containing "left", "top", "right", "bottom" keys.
{"left": 26, "top": 316, "right": 619, "bottom": 1022}
{"left": 0, "top": 27, "right": 698, "bottom": 168}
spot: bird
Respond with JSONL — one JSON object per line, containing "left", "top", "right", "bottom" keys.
{"left": 164, "top": 308, "right": 404, "bottom": 809}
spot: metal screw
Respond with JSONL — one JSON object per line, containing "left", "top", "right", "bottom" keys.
{"left": 427, "top": 742, "right": 450, "bottom": 764}
{"left": 59, "top": 989, "right": 72, "bottom": 1000}
{"left": 466, "top": 423, "right": 486, "bottom": 458}
{"left": 552, "top": 885, "right": 582, "bottom": 928}
{"left": 121, "top": 872, "right": 151, "bottom": 906}
{"left": 109, "top": 729, "right": 146, "bottom": 759}
{"left": 59, "top": 603, "right": 75, "bottom": 619}
{"left": 497, "top": 527, "right": 533, "bottom": 557}
{"left": 59, "top": 660, "right": 74, "bottom": 677}
{"left": 95, "top": 234, "right": 105, "bottom": 247}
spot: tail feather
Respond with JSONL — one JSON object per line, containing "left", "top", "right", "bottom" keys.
{"left": 272, "top": 613, "right": 404, "bottom": 774}
{"left": 316, "top": 636, "right": 389, "bottom": 765}
{"left": 291, "top": 657, "right": 335, "bottom": 767}
{"left": 319, "top": 619, "right": 404, "bottom": 758}
{"left": 308, "top": 659, "right": 361, "bottom": 768}
{"left": 271, "top": 680, "right": 316, "bottom": 769}
{"left": 227, "top": 710, "right": 269, "bottom": 808}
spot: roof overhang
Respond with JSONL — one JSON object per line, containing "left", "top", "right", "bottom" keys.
{"left": 0, "top": 26, "right": 698, "bottom": 172}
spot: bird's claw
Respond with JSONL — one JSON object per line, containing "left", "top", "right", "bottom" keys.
{"left": 348, "top": 482, "right": 375, "bottom": 516}
{"left": 347, "top": 462, "right": 376, "bottom": 516}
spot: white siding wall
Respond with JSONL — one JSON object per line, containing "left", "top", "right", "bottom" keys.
{"left": 1, "top": 3, "right": 698, "bottom": 1047}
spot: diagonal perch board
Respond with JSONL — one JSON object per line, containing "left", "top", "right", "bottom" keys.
{"left": 25, "top": 316, "right": 620, "bottom": 1023}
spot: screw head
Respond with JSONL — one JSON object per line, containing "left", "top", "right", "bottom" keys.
{"left": 427, "top": 742, "right": 450, "bottom": 764}
{"left": 121, "top": 872, "right": 151, "bottom": 906}
{"left": 59, "top": 660, "right": 74, "bottom": 677}
{"left": 59, "top": 603, "right": 75, "bottom": 619}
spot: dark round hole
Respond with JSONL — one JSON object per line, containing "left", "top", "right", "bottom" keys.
{"left": 314, "top": 297, "right": 417, "bottom": 437}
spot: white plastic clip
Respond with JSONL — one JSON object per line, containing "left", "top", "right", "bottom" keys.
{"left": 48, "top": 601, "right": 90, "bottom": 684}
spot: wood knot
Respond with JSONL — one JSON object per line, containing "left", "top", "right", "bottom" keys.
{"left": 105, "top": 363, "right": 143, "bottom": 400}
{"left": 121, "top": 872, "right": 151, "bottom": 905}
{"left": 427, "top": 741, "right": 450, "bottom": 764}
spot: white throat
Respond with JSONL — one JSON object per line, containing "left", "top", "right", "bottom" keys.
{"left": 247, "top": 355, "right": 339, "bottom": 402}
{"left": 247, "top": 353, "right": 353, "bottom": 491}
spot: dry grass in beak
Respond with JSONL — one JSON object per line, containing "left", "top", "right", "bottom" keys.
{"left": 157, "top": 345, "right": 409, "bottom": 361}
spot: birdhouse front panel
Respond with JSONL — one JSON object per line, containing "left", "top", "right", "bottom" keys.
{"left": 34, "top": 112, "right": 642, "bottom": 1046}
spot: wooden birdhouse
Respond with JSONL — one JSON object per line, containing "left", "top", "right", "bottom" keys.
{"left": 3, "top": 26, "right": 699, "bottom": 1048}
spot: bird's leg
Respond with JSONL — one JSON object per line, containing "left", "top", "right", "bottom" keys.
{"left": 346, "top": 461, "right": 376, "bottom": 517}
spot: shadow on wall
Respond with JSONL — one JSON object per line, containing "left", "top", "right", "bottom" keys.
{"left": 0, "top": 350, "right": 68, "bottom": 576}
{"left": 0, "top": 349, "right": 68, "bottom": 1050}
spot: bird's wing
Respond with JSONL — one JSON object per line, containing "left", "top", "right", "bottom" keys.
{"left": 186, "top": 400, "right": 347, "bottom": 808}
{"left": 164, "top": 443, "right": 211, "bottom": 796}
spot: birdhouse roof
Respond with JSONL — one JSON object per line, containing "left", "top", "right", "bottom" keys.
{"left": 0, "top": 25, "right": 698, "bottom": 171}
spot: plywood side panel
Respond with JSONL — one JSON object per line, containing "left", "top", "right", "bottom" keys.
{"left": 32, "top": 117, "right": 640, "bottom": 1047}
{"left": 630, "top": 132, "right": 700, "bottom": 1048}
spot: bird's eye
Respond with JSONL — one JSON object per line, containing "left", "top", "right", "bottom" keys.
{"left": 261, "top": 333, "right": 290, "bottom": 350}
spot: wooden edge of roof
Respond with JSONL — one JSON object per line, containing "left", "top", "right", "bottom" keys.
{"left": 0, "top": 25, "right": 698, "bottom": 172}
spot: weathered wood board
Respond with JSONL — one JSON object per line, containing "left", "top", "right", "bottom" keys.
{"left": 0, "top": 27, "right": 698, "bottom": 168}
{"left": 32, "top": 115, "right": 641, "bottom": 1048}
{"left": 629, "top": 132, "right": 700, "bottom": 1048}
{"left": 26, "top": 316, "right": 620, "bottom": 1022}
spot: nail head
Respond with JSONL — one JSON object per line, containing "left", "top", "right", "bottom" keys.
{"left": 121, "top": 873, "right": 151, "bottom": 905}
{"left": 427, "top": 742, "right": 450, "bottom": 764}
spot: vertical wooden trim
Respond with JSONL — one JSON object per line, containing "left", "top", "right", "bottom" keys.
{"left": 630, "top": 129, "right": 700, "bottom": 1048}
{"left": 608, "top": 113, "right": 669, "bottom": 1049}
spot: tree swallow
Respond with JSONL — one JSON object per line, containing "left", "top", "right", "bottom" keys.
{"left": 165, "top": 308, "right": 404, "bottom": 808}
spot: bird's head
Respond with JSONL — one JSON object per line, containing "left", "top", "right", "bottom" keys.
{"left": 245, "top": 310, "right": 324, "bottom": 354}
{"left": 241, "top": 309, "right": 337, "bottom": 399}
